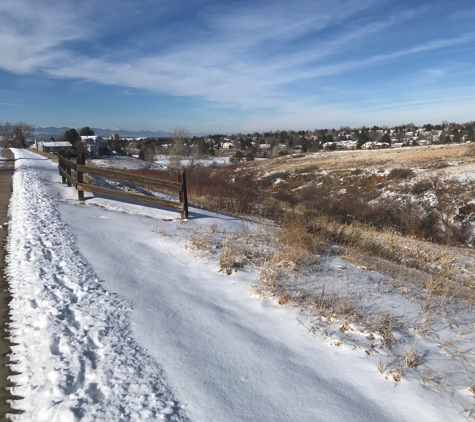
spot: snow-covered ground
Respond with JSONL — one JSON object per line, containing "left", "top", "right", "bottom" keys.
{"left": 88, "top": 154, "right": 231, "bottom": 173}
{"left": 154, "top": 155, "right": 230, "bottom": 168}
{"left": 3, "top": 149, "right": 468, "bottom": 421}
{"left": 88, "top": 156, "right": 165, "bottom": 171}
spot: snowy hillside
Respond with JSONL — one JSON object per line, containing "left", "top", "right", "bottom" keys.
{"left": 3, "top": 149, "right": 469, "bottom": 421}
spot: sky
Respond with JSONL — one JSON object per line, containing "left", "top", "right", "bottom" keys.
{"left": 1, "top": 0, "right": 475, "bottom": 134}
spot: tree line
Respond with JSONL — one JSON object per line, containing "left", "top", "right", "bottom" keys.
{"left": 0, "top": 122, "right": 36, "bottom": 148}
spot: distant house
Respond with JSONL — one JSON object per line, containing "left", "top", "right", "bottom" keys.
{"left": 221, "top": 142, "right": 234, "bottom": 149}
{"left": 81, "top": 135, "right": 108, "bottom": 156}
{"left": 339, "top": 140, "right": 357, "bottom": 150}
{"left": 34, "top": 141, "right": 72, "bottom": 154}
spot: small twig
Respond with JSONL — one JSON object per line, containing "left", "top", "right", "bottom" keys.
{"left": 296, "top": 317, "right": 315, "bottom": 337}
{"left": 161, "top": 242, "right": 190, "bottom": 265}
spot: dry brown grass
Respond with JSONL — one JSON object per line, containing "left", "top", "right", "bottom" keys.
{"left": 162, "top": 186, "right": 475, "bottom": 406}
{"left": 403, "top": 344, "right": 423, "bottom": 368}
{"left": 257, "top": 144, "right": 474, "bottom": 175}
{"left": 219, "top": 246, "right": 244, "bottom": 275}
{"left": 308, "top": 218, "right": 465, "bottom": 279}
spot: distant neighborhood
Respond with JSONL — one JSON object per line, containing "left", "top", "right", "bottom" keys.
{"left": 1, "top": 121, "right": 475, "bottom": 163}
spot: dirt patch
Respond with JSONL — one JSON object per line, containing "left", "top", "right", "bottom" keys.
{"left": 0, "top": 149, "right": 22, "bottom": 419}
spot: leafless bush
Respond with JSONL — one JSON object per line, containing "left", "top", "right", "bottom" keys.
{"left": 186, "top": 166, "right": 261, "bottom": 215}
{"left": 260, "top": 198, "right": 284, "bottom": 219}
{"left": 388, "top": 168, "right": 414, "bottom": 180}
{"left": 411, "top": 181, "right": 431, "bottom": 195}
{"left": 219, "top": 246, "right": 244, "bottom": 275}
{"left": 273, "top": 189, "right": 297, "bottom": 208}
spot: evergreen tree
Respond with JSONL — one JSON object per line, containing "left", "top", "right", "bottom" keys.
{"left": 381, "top": 133, "right": 391, "bottom": 145}
{"left": 356, "top": 132, "right": 369, "bottom": 149}
{"left": 79, "top": 127, "right": 94, "bottom": 136}
{"left": 63, "top": 128, "right": 80, "bottom": 145}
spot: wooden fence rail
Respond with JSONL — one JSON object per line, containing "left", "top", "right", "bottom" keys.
{"left": 58, "top": 150, "right": 189, "bottom": 219}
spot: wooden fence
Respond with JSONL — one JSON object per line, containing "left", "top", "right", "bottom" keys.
{"left": 58, "top": 150, "right": 189, "bottom": 219}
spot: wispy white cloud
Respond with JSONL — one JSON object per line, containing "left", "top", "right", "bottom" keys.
{"left": 0, "top": 102, "right": 23, "bottom": 107}
{"left": 0, "top": 1, "right": 382, "bottom": 84}
{"left": 0, "top": 0, "right": 474, "bottom": 131}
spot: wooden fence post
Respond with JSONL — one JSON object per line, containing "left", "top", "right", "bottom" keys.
{"left": 66, "top": 151, "right": 72, "bottom": 187}
{"left": 76, "top": 152, "right": 85, "bottom": 201}
{"left": 58, "top": 149, "right": 62, "bottom": 176}
{"left": 179, "top": 171, "right": 189, "bottom": 219}
{"left": 59, "top": 150, "right": 66, "bottom": 184}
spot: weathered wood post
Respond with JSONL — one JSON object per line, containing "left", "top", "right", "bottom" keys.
{"left": 66, "top": 151, "right": 72, "bottom": 187}
{"left": 59, "top": 150, "right": 66, "bottom": 184}
{"left": 76, "top": 152, "right": 85, "bottom": 201}
{"left": 178, "top": 171, "right": 189, "bottom": 219}
{"left": 58, "top": 149, "right": 62, "bottom": 176}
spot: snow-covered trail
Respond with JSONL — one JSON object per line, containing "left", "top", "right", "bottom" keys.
{"left": 6, "top": 149, "right": 189, "bottom": 421}
{"left": 6, "top": 149, "right": 464, "bottom": 421}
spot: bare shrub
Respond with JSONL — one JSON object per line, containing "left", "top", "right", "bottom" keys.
{"left": 258, "top": 261, "right": 277, "bottom": 293}
{"left": 278, "top": 212, "right": 315, "bottom": 253}
{"left": 219, "top": 246, "right": 244, "bottom": 275}
{"left": 388, "top": 168, "right": 414, "bottom": 180}
{"left": 273, "top": 189, "right": 297, "bottom": 208}
{"left": 411, "top": 181, "right": 431, "bottom": 195}
{"left": 261, "top": 198, "right": 284, "bottom": 219}
{"left": 186, "top": 166, "right": 261, "bottom": 215}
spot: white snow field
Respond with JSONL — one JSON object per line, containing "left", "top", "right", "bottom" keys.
{"left": 4, "top": 149, "right": 465, "bottom": 421}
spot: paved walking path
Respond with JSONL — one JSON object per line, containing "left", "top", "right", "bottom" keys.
{"left": 0, "top": 149, "right": 21, "bottom": 420}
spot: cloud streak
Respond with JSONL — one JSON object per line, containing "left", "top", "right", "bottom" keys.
{"left": 0, "top": 0, "right": 474, "bottom": 130}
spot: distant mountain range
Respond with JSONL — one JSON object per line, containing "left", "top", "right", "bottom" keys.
{"left": 34, "top": 127, "right": 171, "bottom": 139}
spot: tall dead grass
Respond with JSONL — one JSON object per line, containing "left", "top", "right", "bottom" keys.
{"left": 168, "top": 204, "right": 475, "bottom": 408}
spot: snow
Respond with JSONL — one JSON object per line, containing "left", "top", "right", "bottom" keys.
{"left": 154, "top": 155, "right": 230, "bottom": 168}
{"left": 88, "top": 154, "right": 231, "bottom": 173}
{"left": 6, "top": 150, "right": 188, "bottom": 421}
{"left": 3, "top": 149, "right": 469, "bottom": 421}
{"left": 88, "top": 156, "right": 165, "bottom": 171}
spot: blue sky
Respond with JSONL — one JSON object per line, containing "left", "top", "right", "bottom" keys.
{"left": 1, "top": 0, "right": 475, "bottom": 133}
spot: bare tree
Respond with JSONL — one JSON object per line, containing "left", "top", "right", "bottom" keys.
{"left": 139, "top": 144, "right": 155, "bottom": 162}
{"left": 16, "top": 122, "right": 35, "bottom": 141}
{"left": 0, "top": 122, "right": 35, "bottom": 148}
{"left": 169, "top": 127, "right": 189, "bottom": 173}
{"left": 0, "top": 122, "right": 13, "bottom": 148}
